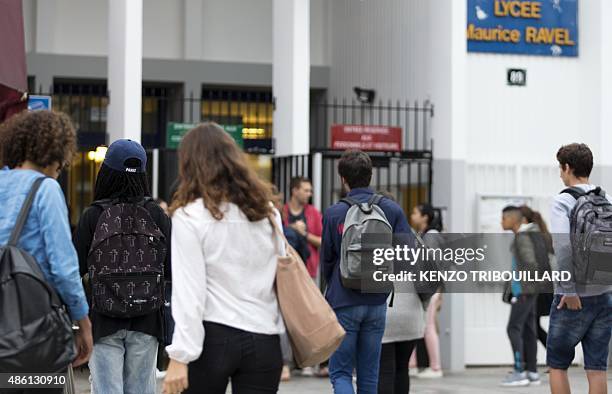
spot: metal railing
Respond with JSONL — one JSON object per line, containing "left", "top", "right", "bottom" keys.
{"left": 310, "top": 99, "right": 434, "bottom": 152}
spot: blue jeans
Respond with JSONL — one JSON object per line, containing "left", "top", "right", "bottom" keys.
{"left": 547, "top": 292, "right": 612, "bottom": 371}
{"left": 89, "top": 330, "right": 158, "bottom": 394}
{"left": 330, "top": 304, "right": 387, "bottom": 394}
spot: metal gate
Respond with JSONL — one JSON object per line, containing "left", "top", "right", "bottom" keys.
{"left": 272, "top": 151, "right": 432, "bottom": 213}
{"left": 273, "top": 99, "right": 434, "bottom": 213}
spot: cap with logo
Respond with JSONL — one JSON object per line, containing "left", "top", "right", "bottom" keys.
{"left": 103, "top": 139, "right": 147, "bottom": 173}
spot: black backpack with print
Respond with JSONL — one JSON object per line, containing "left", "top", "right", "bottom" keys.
{"left": 87, "top": 199, "right": 166, "bottom": 318}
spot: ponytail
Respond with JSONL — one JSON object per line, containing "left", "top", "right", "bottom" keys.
{"left": 519, "top": 205, "right": 554, "bottom": 254}
{"left": 532, "top": 211, "right": 554, "bottom": 254}
{"left": 417, "top": 203, "right": 443, "bottom": 233}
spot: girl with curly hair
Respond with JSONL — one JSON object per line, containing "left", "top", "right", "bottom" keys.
{"left": 0, "top": 110, "right": 93, "bottom": 385}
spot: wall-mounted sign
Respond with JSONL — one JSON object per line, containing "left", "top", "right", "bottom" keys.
{"left": 166, "top": 122, "right": 243, "bottom": 149}
{"left": 467, "top": 0, "right": 578, "bottom": 57}
{"left": 27, "top": 95, "right": 52, "bottom": 111}
{"left": 507, "top": 68, "right": 527, "bottom": 86}
{"left": 331, "top": 124, "right": 402, "bottom": 152}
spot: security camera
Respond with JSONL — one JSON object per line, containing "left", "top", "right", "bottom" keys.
{"left": 353, "top": 87, "right": 376, "bottom": 104}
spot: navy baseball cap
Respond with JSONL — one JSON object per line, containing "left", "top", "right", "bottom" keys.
{"left": 103, "top": 139, "right": 147, "bottom": 173}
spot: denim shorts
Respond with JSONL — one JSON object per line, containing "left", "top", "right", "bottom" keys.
{"left": 546, "top": 292, "right": 612, "bottom": 371}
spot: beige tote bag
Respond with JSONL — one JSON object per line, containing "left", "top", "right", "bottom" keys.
{"left": 270, "top": 218, "right": 346, "bottom": 367}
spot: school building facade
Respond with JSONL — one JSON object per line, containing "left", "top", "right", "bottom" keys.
{"left": 22, "top": 0, "right": 612, "bottom": 369}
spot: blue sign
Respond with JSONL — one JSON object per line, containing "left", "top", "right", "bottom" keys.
{"left": 467, "top": 0, "right": 578, "bottom": 57}
{"left": 28, "top": 95, "right": 52, "bottom": 111}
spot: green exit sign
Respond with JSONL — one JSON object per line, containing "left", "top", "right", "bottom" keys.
{"left": 166, "top": 122, "right": 244, "bottom": 149}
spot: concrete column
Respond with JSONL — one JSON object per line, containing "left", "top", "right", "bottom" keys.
{"left": 427, "top": 0, "right": 468, "bottom": 372}
{"left": 107, "top": 0, "right": 143, "bottom": 144}
{"left": 273, "top": 0, "right": 310, "bottom": 157}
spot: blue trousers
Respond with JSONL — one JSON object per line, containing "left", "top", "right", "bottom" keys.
{"left": 329, "top": 304, "right": 387, "bottom": 394}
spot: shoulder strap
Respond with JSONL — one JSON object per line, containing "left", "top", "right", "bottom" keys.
{"left": 138, "top": 196, "right": 154, "bottom": 208}
{"left": 588, "top": 186, "right": 606, "bottom": 197}
{"left": 340, "top": 196, "right": 359, "bottom": 207}
{"left": 368, "top": 194, "right": 383, "bottom": 206}
{"left": 8, "top": 177, "right": 46, "bottom": 246}
{"left": 91, "top": 198, "right": 115, "bottom": 211}
{"left": 560, "top": 186, "right": 585, "bottom": 200}
{"left": 268, "top": 214, "right": 289, "bottom": 257}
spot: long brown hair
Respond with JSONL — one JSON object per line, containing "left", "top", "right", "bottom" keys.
{"left": 169, "top": 122, "right": 273, "bottom": 221}
{"left": 519, "top": 205, "right": 554, "bottom": 254}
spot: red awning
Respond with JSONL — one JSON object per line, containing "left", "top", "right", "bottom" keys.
{"left": 0, "top": 0, "right": 27, "bottom": 122}
{"left": 0, "top": 0, "right": 26, "bottom": 91}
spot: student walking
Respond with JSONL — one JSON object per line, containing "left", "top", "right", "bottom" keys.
{"left": 499, "top": 206, "right": 544, "bottom": 387}
{"left": 73, "top": 139, "right": 171, "bottom": 394}
{"left": 162, "top": 123, "right": 285, "bottom": 394}
{"left": 321, "top": 150, "right": 411, "bottom": 394}
{"left": 0, "top": 111, "right": 93, "bottom": 392}
{"left": 378, "top": 198, "right": 426, "bottom": 394}
{"left": 519, "top": 206, "right": 555, "bottom": 351}
{"left": 283, "top": 176, "right": 323, "bottom": 279}
{"left": 548, "top": 143, "right": 612, "bottom": 394}
{"left": 408, "top": 204, "right": 443, "bottom": 379}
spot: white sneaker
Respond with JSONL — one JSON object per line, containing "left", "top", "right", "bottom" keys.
{"left": 527, "top": 371, "right": 541, "bottom": 385}
{"left": 408, "top": 368, "right": 419, "bottom": 377}
{"left": 301, "top": 367, "right": 315, "bottom": 377}
{"left": 417, "top": 368, "right": 443, "bottom": 379}
{"left": 500, "top": 371, "right": 529, "bottom": 387}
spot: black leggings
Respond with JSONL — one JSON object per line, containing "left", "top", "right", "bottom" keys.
{"left": 186, "top": 322, "right": 283, "bottom": 394}
{"left": 378, "top": 340, "right": 419, "bottom": 394}
{"left": 415, "top": 338, "right": 429, "bottom": 368}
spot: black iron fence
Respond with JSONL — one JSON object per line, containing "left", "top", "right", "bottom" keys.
{"left": 310, "top": 99, "right": 434, "bottom": 152}
{"left": 33, "top": 85, "right": 434, "bottom": 215}
{"left": 272, "top": 151, "right": 432, "bottom": 212}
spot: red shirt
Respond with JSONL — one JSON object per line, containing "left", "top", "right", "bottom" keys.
{"left": 282, "top": 203, "right": 322, "bottom": 278}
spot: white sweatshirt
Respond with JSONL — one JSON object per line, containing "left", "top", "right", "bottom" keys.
{"left": 166, "top": 199, "right": 285, "bottom": 364}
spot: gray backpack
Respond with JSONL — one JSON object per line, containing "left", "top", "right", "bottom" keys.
{"left": 339, "top": 194, "right": 394, "bottom": 292}
{"left": 563, "top": 186, "right": 612, "bottom": 285}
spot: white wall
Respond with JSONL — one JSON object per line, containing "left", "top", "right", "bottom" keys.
{"left": 328, "top": 0, "right": 431, "bottom": 101}
{"left": 50, "top": 0, "right": 108, "bottom": 56}
{"left": 466, "top": 1, "right": 602, "bottom": 166}
{"left": 143, "top": 0, "right": 182, "bottom": 59}
{"left": 24, "top": 0, "right": 329, "bottom": 65}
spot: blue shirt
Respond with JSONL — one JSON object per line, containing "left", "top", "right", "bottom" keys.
{"left": 321, "top": 187, "right": 413, "bottom": 309}
{"left": 0, "top": 168, "right": 88, "bottom": 320}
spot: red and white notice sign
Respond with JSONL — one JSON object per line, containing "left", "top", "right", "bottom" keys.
{"left": 331, "top": 124, "right": 402, "bottom": 152}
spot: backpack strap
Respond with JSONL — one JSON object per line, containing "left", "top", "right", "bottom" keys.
{"left": 8, "top": 177, "right": 46, "bottom": 246}
{"left": 561, "top": 186, "right": 606, "bottom": 200}
{"left": 92, "top": 197, "right": 153, "bottom": 211}
{"left": 91, "top": 198, "right": 115, "bottom": 211}
{"left": 561, "top": 186, "right": 586, "bottom": 200}
{"left": 589, "top": 186, "right": 606, "bottom": 197}
{"left": 368, "top": 194, "right": 384, "bottom": 206}
{"left": 340, "top": 196, "right": 359, "bottom": 207}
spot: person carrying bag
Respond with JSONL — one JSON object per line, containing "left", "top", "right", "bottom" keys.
{"left": 270, "top": 217, "right": 345, "bottom": 368}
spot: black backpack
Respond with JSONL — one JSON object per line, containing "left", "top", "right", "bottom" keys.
{"left": 562, "top": 186, "right": 612, "bottom": 285}
{"left": 87, "top": 199, "right": 166, "bottom": 318}
{"left": 0, "top": 177, "right": 75, "bottom": 372}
